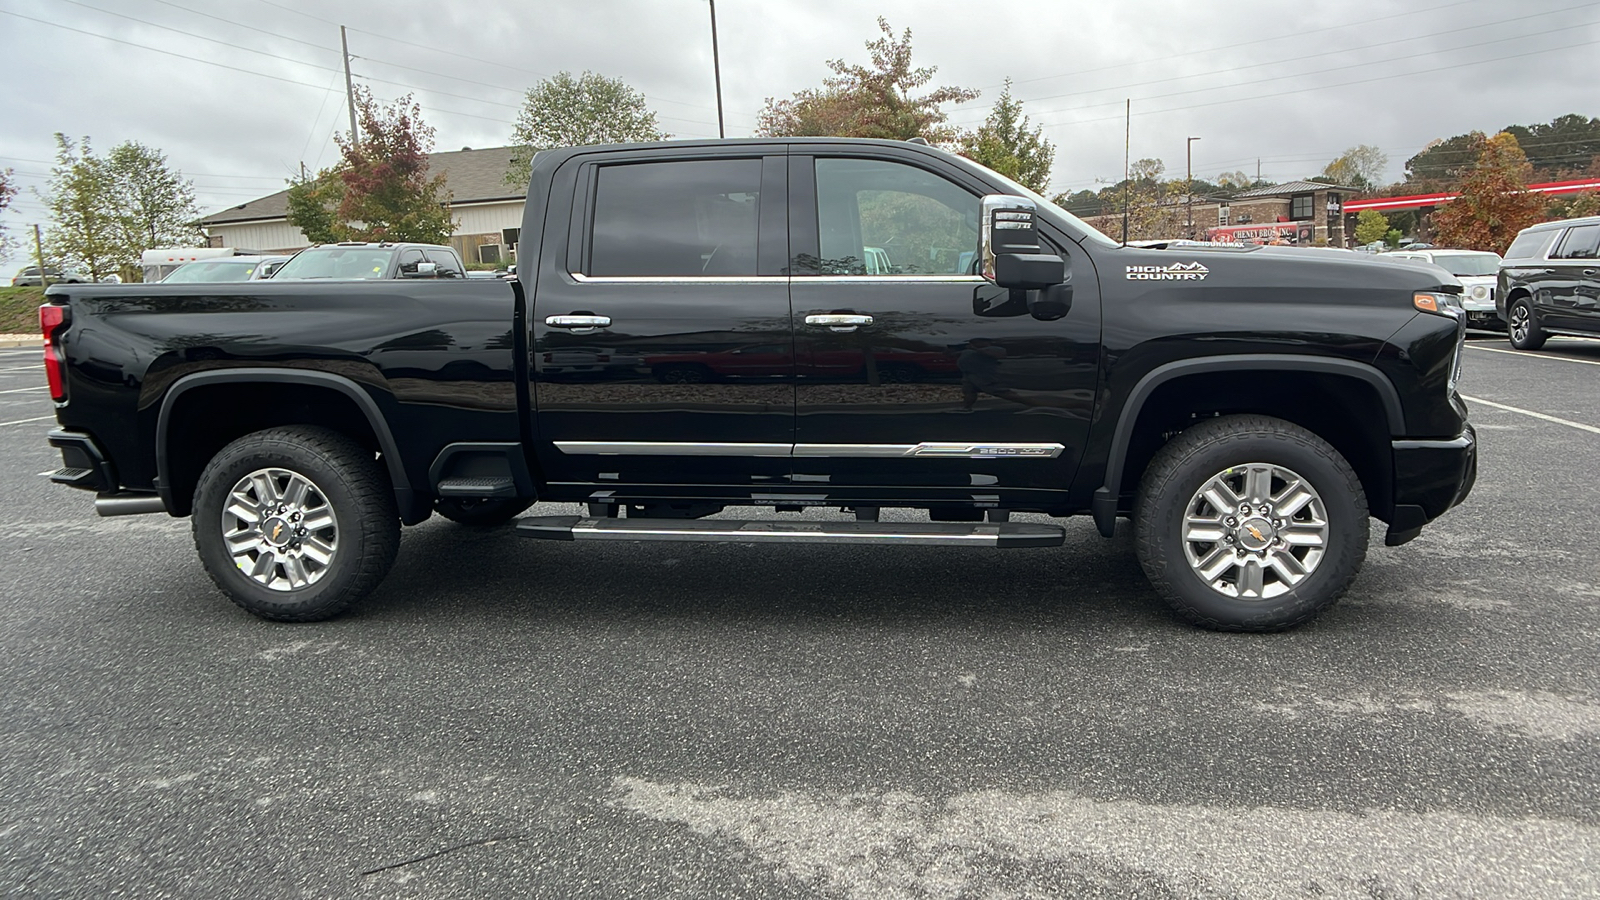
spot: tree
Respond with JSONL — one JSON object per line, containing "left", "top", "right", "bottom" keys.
{"left": 107, "top": 141, "right": 203, "bottom": 250}
{"left": 1216, "top": 170, "right": 1253, "bottom": 190}
{"left": 1431, "top": 132, "right": 1545, "bottom": 254}
{"left": 504, "top": 71, "right": 666, "bottom": 188}
{"left": 42, "top": 135, "right": 123, "bottom": 280}
{"left": 756, "top": 17, "right": 978, "bottom": 144}
{"left": 1321, "top": 145, "right": 1387, "bottom": 191}
{"left": 292, "top": 88, "right": 455, "bottom": 245}
{"left": 1353, "top": 209, "right": 1390, "bottom": 245}
{"left": 284, "top": 169, "right": 344, "bottom": 245}
{"left": 0, "top": 168, "right": 15, "bottom": 258}
{"left": 956, "top": 79, "right": 1055, "bottom": 194}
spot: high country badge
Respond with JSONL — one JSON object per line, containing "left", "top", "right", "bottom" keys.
{"left": 1126, "top": 262, "right": 1209, "bottom": 281}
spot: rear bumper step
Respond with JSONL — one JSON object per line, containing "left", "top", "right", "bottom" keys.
{"left": 515, "top": 516, "right": 1064, "bottom": 548}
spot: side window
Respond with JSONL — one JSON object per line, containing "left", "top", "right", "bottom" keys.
{"left": 814, "top": 158, "right": 979, "bottom": 276}
{"left": 1554, "top": 224, "right": 1600, "bottom": 260}
{"left": 1504, "top": 229, "right": 1557, "bottom": 261}
{"left": 588, "top": 158, "right": 762, "bottom": 277}
{"left": 424, "top": 249, "right": 464, "bottom": 277}
{"left": 397, "top": 250, "right": 426, "bottom": 276}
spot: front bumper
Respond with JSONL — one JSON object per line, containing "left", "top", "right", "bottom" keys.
{"left": 1385, "top": 423, "right": 1476, "bottom": 546}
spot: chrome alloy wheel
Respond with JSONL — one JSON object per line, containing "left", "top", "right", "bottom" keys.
{"left": 1509, "top": 303, "right": 1531, "bottom": 343}
{"left": 1180, "top": 462, "right": 1329, "bottom": 600}
{"left": 221, "top": 467, "right": 339, "bottom": 591}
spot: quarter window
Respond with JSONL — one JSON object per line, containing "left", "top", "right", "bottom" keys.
{"left": 1554, "top": 224, "right": 1600, "bottom": 260}
{"left": 813, "top": 158, "right": 979, "bottom": 276}
{"left": 588, "top": 158, "right": 762, "bottom": 277}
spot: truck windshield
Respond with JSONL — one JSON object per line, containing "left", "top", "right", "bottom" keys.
{"left": 1433, "top": 253, "right": 1500, "bottom": 277}
{"left": 272, "top": 248, "right": 393, "bottom": 280}
{"left": 162, "top": 260, "right": 260, "bottom": 283}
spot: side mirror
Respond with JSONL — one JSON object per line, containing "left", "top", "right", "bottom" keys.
{"left": 409, "top": 261, "right": 439, "bottom": 278}
{"left": 981, "top": 194, "right": 1065, "bottom": 290}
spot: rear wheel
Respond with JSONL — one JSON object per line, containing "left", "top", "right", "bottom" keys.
{"left": 1133, "top": 415, "right": 1368, "bottom": 632}
{"left": 1507, "top": 299, "right": 1546, "bottom": 350}
{"left": 192, "top": 426, "right": 399, "bottom": 622}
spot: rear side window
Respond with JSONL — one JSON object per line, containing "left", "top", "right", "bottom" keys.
{"left": 588, "top": 158, "right": 762, "bottom": 277}
{"left": 1553, "top": 224, "right": 1600, "bottom": 260}
{"left": 1504, "top": 229, "right": 1557, "bottom": 261}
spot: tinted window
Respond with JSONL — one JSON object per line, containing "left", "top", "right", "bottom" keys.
{"left": 589, "top": 159, "right": 762, "bottom": 277}
{"left": 1554, "top": 224, "right": 1600, "bottom": 260}
{"left": 814, "top": 158, "right": 978, "bottom": 276}
{"left": 1504, "top": 229, "right": 1558, "bottom": 261}
{"left": 424, "top": 249, "right": 464, "bottom": 277}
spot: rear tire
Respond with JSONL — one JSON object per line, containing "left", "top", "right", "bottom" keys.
{"left": 192, "top": 426, "right": 399, "bottom": 622}
{"left": 1507, "top": 299, "right": 1546, "bottom": 350}
{"left": 1133, "top": 415, "right": 1368, "bottom": 632}
{"left": 434, "top": 496, "right": 533, "bottom": 526}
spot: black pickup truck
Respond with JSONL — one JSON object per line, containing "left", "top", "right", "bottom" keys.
{"left": 39, "top": 138, "right": 1476, "bottom": 631}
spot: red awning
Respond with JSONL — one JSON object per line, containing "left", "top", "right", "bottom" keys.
{"left": 1345, "top": 178, "right": 1600, "bottom": 213}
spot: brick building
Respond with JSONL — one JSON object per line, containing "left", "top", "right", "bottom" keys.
{"left": 1203, "top": 181, "right": 1358, "bottom": 246}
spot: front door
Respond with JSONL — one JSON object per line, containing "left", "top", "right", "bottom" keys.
{"left": 530, "top": 152, "right": 793, "bottom": 489}
{"left": 1548, "top": 222, "right": 1600, "bottom": 329}
{"left": 787, "top": 153, "right": 1100, "bottom": 504}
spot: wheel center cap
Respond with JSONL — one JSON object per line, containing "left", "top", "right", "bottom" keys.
{"left": 263, "top": 516, "right": 293, "bottom": 548}
{"left": 1237, "top": 517, "right": 1274, "bottom": 551}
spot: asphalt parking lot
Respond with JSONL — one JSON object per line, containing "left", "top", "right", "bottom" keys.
{"left": 1, "top": 336, "right": 1597, "bottom": 899}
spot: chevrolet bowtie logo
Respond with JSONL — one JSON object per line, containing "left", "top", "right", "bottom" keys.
{"left": 1247, "top": 525, "right": 1265, "bottom": 542}
{"left": 272, "top": 522, "right": 284, "bottom": 542}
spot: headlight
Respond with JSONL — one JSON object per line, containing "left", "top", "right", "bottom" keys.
{"left": 1413, "top": 292, "right": 1463, "bottom": 318}
{"left": 1469, "top": 284, "right": 1491, "bottom": 302}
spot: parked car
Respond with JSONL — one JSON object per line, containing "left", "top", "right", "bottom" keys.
{"left": 160, "top": 256, "right": 291, "bottom": 283}
{"left": 1497, "top": 215, "right": 1600, "bottom": 350}
{"left": 1380, "top": 249, "right": 1503, "bottom": 329}
{"left": 268, "top": 242, "right": 467, "bottom": 281}
{"left": 12, "top": 266, "right": 91, "bottom": 286}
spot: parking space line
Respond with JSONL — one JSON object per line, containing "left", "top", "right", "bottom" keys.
{"left": 1468, "top": 345, "right": 1600, "bottom": 367}
{"left": 0, "top": 386, "right": 46, "bottom": 395}
{"left": 0, "top": 366, "right": 45, "bottom": 373}
{"left": 1462, "top": 395, "right": 1600, "bottom": 436}
{"left": 0, "top": 415, "right": 56, "bottom": 427}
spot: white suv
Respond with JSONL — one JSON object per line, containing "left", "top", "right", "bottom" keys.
{"left": 1382, "top": 249, "right": 1503, "bottom": 329}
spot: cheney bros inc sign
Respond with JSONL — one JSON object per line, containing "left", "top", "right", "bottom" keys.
{"left": 1206, "top": 222, "right": 1315, "bottom": 244}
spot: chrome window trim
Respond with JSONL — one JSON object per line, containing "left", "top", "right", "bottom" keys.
{"left": 569, "top": 273, "right": 788, "bottom": 284}
{"left": 796, "top": 275, "right": 988, "bottom": 284}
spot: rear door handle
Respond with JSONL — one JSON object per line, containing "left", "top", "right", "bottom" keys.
{"left": 805, "top": 313, "right": 873, "bottom": 332}
{"left": 546, "top": 315, "right": 612, "bottom": 329}
{"left": 1584, "top": 269, "right": 1597, "bottom": 277}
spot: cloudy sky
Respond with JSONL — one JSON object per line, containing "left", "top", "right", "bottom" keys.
{"left": 1, "top": 0, "right": 1596, "bottom": 273}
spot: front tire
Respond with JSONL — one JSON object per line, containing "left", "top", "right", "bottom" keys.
{"left": 1133, "top": 415, "right": 1368, "bottom": 632}
{"left": 192, "top": 426, "right": 399, "bottom": 622}
{"left": 1507, "top": 299, "right": 1546, "bottom": 350}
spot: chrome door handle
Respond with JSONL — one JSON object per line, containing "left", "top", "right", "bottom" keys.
{"left": 1584, "top": 269, "right": 1597, "bottom": 277}
{"left": 546, "top": 315, "right": 612, "bottom": 329}
{"left": 805, "top": 313, "right": 873, "bottom": 332}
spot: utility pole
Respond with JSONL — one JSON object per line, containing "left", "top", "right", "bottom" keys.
{"left": 32, "top": 224, "right": 50, "bottom": 287}
{"left": 1121, "top": 99, "right": 1130, "bottom": 245}
{"left": 341, "top": 25, "right": 359, "bottom": 142}
{"left": 1186, "top": 136, "right": 1201, "bottom": 240}
{"left": 708, "top": 0, "right": 725, "bottom": 139}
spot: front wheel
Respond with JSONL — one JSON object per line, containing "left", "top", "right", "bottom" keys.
{"left": 192, "top": 426, "right": 399, "bottom": 622}
{"left": 1133, "top": 415, "right": 1368, "bottom": 632}
{"left": 1507, "top": 299, "right": 1546, "bottom": 350}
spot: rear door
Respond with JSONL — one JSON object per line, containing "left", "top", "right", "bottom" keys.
{"left": 787, "top": 150, "right": 1101, "bottom": 504}
{"left": 529, "top": 150, "right": 793, "bottom": 489}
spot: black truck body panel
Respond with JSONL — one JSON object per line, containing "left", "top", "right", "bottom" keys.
{"left": 42, "top": 138, "right": 1474, "bottom": 541}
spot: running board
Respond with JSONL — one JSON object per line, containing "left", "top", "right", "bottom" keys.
{"left": 515, "top": 516, "right": 1064, "bottom": 548}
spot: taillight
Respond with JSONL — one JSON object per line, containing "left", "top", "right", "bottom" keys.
{"left": 39, "top": 304, "right": 67, "bottom": 401}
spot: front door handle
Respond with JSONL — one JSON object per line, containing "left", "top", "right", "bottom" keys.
{"left": 546, "top": 314, "right": 612, "bottom": 329}
{"left": 805, "top": 313, "right": 873, "bottom": 333}
{"left": 1584, "top": 269, "right": 1597, "bottom": 277}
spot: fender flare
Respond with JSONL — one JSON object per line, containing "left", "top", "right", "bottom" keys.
{"left": 1091, "top": 354, "right": 1405, "bottom": 537}
{"left": 155, "top": 368, "right": 416, "bottom": 519}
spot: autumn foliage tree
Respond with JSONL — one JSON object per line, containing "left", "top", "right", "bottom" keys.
{"left": 1432, "top": 131, "right": 1545, "bottom": 254}
{"left": 0, "top": 167, "right": 15, "bottom": 258}
{"left": 757, "top": 17, "right": 977, "bottom": 144}
{"left": 289, "top": 88, "right": 454, "bottom": 245}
